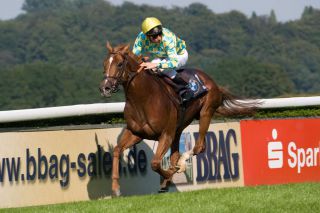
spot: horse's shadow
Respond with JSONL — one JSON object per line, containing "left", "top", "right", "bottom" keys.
{"left": 85, "top": 133, "right": 112, "bottom": 199}
{"left": 86, "top": 129, "right": 178, "bottom": 199}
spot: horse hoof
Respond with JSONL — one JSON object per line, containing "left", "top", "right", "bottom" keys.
{"left": 112, "top": 189, "right": 121, "bottom": 198}
{"left": 175, "top": 164, "right": 186, "bottom": 173}
{"left": 158, "top": 188, "right": 169, "bottom": 193}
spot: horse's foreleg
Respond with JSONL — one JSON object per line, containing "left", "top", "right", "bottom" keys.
{"left": 112, "top": 129, "right": 141, "bottom": 197}
{"left": 158, "top": 133, "right": 181, "bottom": 189}
{"left": 151, "top": 132, "right": 176, "bottom": 191}
{"left": 170, "top": 134, "right": 181, "bottom": 169}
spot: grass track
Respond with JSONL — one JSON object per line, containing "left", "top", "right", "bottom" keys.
{"left": 2, "top": 182, "right": 320, "bottom": 213}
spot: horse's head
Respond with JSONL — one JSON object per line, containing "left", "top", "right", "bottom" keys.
{"left": 99, "top": 41, "right": 133, "bottom": 97}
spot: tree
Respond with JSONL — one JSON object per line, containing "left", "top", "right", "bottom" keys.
{"left": 1, "top": 1, "right": 320, "bottom": 110}
{"left": 302, "top": 6, "right": 315, "bottom": 20}
{"left": 269, "top": 10, "right": 277, "bottom": 25}
{"left": 211, "top": 58, "right": 294, "bottom": 98}
{"left": 22, "top": 0, "right": 66, "bottom": 12}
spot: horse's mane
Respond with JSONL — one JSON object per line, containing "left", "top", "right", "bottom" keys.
{"left": 113, "top": 44, "right": 142, "bottom": 64}
{"left": 129, "top": 51, "right": 143, "bottom": 64}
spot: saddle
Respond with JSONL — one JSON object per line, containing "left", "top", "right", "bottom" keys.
{"left": 161, "top": 68, "right": 208, "bottom": 105}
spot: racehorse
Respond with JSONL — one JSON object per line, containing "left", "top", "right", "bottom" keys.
{"left": 99, "top": 42, "right": 258, "bottom": 196}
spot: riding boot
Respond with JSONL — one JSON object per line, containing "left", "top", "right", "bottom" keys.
{"left": 171, "top": 74, "right": 194, "bottom": 103}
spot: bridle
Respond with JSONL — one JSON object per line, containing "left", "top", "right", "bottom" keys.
{"left": 102, "top": 51, "right": 129, "bottom": 93}
{"left": 104, "top": 51, "right": 128, "bottom": 80}
{"left": 102, "top": 51, "right": 139, "bottom": 94}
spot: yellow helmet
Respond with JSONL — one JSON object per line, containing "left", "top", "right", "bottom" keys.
{"left": 141, "top": 17, "right": 162, "bottom": 34}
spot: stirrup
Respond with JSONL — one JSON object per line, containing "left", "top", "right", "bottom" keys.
{"left": 181, "top": 90, "right": 194, "bottom": 103}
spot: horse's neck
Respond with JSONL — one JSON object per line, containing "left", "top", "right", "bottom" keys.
{"left": 123, "top": 71, "right": 182, "bottom": 129}
{"left": 127, "top": 52, "right": 141, "bottom": 71}
{"left": 122, "top": 54, "right": 141, "bottom": 91}
{"left": 124, "top": 71, "right": 164, "bottom": 102}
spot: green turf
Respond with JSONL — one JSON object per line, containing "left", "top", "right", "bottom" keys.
{"left": 2, "top": 182, "right": 320, "bottom": 212}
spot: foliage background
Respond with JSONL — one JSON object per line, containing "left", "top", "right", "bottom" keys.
{"left": 0, "top": 0, "right": 319, "bottom": 110}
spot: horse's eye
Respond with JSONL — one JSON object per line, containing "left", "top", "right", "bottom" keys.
{"left": 117, "top": 62, "right": 123, "bottom": 68}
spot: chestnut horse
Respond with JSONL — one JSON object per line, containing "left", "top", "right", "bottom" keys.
{"left": 99, "top": 42, "right": 257, "bottom": 196}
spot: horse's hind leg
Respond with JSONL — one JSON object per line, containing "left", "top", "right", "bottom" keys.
{"left": 177, "top": 102, "right": 216, "bottom": 173}
{"left": 193, "top": 104, "right": 215, "bottom": 155}
{"left": 112, "top": 128, "right": 141, "bottom": 197}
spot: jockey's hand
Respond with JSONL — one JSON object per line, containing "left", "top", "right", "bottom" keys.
{"left": 142, "top": 56, "right": 150, "bottom": 62}
{"left": 140, "top": 62, "right": 158, "bottom": 71}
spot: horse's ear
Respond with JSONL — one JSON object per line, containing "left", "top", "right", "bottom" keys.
{"left": 106, "top": 41, "right": 113, "bottom": 52}
{"left": 123, "top": 43, "right": 130, "bottom": 53}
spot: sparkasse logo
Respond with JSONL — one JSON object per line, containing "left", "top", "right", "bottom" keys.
{"left": 268, "top": 129, "right": 283, "bottom": 169}
{"left": 267, "top": 128, "right": 320, "bottom": 173}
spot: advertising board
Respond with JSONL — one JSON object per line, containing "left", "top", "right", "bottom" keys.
{"left": 241, "top": 118, "right": 320, "bottom": 186}
{"left": 0, "top": 122, "right": 244, "bottom": 208}
{"left": 163, "top": 122, "right": 244, "bottom": 191}
{"left": 0, "top": 128, "right": 158, "bottom": 208}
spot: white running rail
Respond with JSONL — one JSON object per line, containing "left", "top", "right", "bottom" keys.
{"left": 0, "top": 96, "right": 320, "bottom": 123}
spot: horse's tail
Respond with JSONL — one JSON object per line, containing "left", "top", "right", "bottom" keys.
{"left": 215, "top": 87, "right": 261, "bottom": 117}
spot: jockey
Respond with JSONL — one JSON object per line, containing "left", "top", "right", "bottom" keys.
{"left": 132, "top": 17, "right": 194, "bottom": 103}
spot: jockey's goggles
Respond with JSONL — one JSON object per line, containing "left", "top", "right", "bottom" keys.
{"left": 148, "top": 32, "right": 162, "bottom": 40}
{"left": 146, "top": 26, "right": 162, "bottom": 38}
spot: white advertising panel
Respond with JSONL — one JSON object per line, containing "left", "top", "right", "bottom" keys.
{"left": 0, "top": 122, "right": 244, "bottom": 208}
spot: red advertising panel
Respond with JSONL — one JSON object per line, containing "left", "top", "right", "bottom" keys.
{"left": 241, "top": 118, "right": 320, "bottom": 186}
